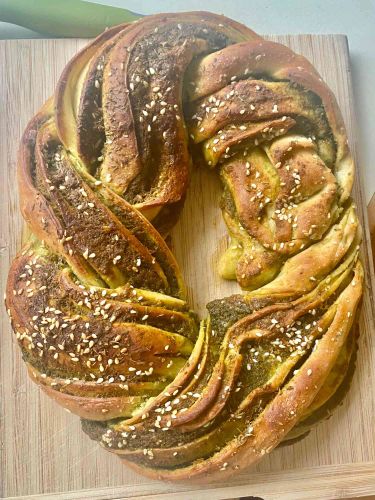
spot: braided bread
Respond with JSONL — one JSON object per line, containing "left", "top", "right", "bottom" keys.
{"left": 6, "top": 12, "right": 363, "bottom": 482}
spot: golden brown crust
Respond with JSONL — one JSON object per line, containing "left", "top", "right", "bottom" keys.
{"left": 6, "top": 11, "right": 363, "bottom": 482}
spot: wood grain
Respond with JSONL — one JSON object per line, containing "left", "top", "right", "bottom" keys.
{"left": 5, "top": 463, "right": 375, "bottom": 500}
{"left": 368, "top": 193, "right": 375, "bottom": 266}
{"left": 1, "top": 34, "right": 374, "bottom": 500}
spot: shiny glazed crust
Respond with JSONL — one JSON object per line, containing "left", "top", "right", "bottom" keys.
{"left": 6, "top": 12, "right": 363, "bottom": 482}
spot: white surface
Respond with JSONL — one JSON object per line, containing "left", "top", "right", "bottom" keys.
{"left": 1, "top": 0, "right": 374, "bottom": 202}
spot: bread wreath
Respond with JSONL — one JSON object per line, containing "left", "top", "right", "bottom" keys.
{"left": 6, "top": 12, "right": 363, "bottom": 482}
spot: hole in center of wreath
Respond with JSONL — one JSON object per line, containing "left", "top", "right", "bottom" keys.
{"left": 170, "top": 166, "right": 240, "bottom": 318}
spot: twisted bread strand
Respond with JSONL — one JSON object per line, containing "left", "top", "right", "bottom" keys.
{"left": 6, "top": 12, "right": 363, "bottom": 482}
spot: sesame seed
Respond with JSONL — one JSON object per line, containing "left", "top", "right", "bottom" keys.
{"left": 113, "top": 255, "right": 122, "bottom": 264}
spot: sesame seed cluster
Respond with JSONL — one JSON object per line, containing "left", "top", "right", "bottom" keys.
{"left": 6, "top": 12, "right": 363, "bottom": 482}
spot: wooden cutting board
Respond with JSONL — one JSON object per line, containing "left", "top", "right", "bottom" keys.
{"left": 1, "top": 34, "right": 375, "bottom": 500}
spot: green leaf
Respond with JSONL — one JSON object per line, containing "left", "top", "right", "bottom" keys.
{"left": 0, "top": 0, "right": 142, "bottom": 37}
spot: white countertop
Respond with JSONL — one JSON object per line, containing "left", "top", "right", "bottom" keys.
{"left": 1, "top": 0, "right": 374, "bottom": 203}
